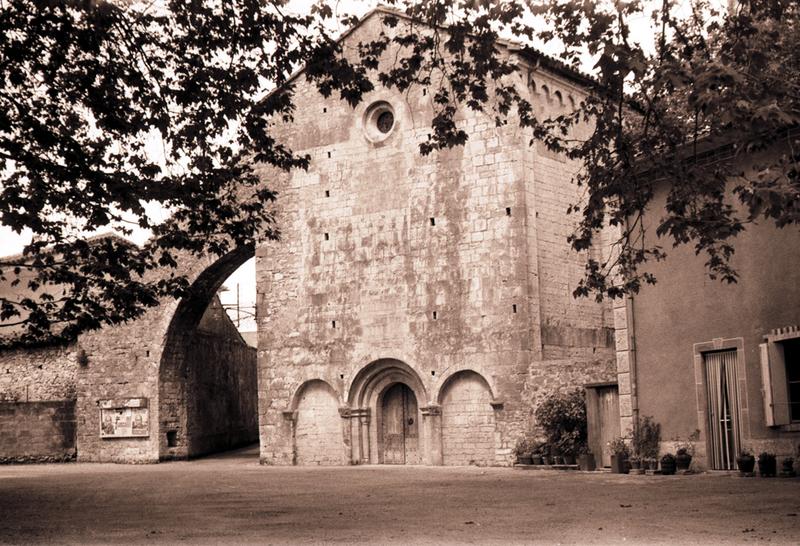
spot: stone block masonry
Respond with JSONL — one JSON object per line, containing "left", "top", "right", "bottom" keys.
{"left": 0, "top": 345, "right": 77, "bottom": 403}
{"left": 0, "top": 401, "right": 76, "bottom": 463}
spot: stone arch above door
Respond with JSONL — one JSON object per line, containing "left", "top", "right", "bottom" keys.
{"left": 347, "top": 358, "right": 428, "bottom": 409}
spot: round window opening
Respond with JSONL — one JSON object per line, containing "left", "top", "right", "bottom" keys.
{"left": 377, "top": 110, "right": 394, "bottom": 134}
{"left": 363, "top": 101, "right": 396, "bottom": 143}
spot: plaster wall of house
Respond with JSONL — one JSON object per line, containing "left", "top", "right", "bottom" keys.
{"left": 626, "top": 145, "right": 800, "bottom": 468}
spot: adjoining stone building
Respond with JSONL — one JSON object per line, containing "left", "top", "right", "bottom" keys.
{"left": 0, "top": 260, "right": 258, "bottom": 463}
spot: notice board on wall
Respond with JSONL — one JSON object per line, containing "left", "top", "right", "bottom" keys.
{"left": 99, "top": 398, "right": 149, "bottom": 438}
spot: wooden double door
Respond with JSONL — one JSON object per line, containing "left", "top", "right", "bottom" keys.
{"left": 381, "top": 383, "right": 419, "bottom": 464}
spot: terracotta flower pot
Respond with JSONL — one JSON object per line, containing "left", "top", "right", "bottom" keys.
{"left": 758, "top": 457, "right": 777, "bottom": 477}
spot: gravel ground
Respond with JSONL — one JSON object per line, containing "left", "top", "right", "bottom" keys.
{"left": 1, "top": 445, "right": 799, "bottom": 545}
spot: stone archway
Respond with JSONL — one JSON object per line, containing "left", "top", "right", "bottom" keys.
{"left": 157, "top": 246, "right": 257, "bottom": 460}
{"left": 75, "top": 245, "right": 257, "bottom": 463}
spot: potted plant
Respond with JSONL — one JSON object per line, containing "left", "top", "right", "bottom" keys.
{"left": 736, "top": 450, "right": 756, "bottom": 475}
{"left": 557, "top": 429, "right": 582, "bottom": 465}
{"left": 660, "top": 453, "right": 677, "bottom": 475}
{"left": 530, "top": 441, "right": 546, "bottom": 465}
{"left": 780, "top": 457, "right": 795, "bottom": 477}
{"left": 629, "top": 455, "right": 644, "bottom": 475}
{"left": 578, "top": 446, "right": 596, "bottom": 471}
{"left": 673, "top": 430, "right": 698, "bottom": 473}
{"left": 534, "top": 389, "right": 587, "bottom": 470}
{"left": 513, "top": 437, "right": 534, "bottom": 465}
{"left": 632, "top": 416, "right": 661, "bottom": 474}
{"left": 608, "top": 437, "right": 630, "bottom": 474}
{"left": 540, "top": 443, "right": 552, "bottom": 466}
{"left": 758, "top": 452, "right": 777, "bottom": 477}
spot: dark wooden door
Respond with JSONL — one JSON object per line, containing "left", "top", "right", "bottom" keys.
{"left": 586, "top": 385, "right": 620, "bottom": 468}
{"left": 381, "top": 383, "right": 419, "bottom": 464}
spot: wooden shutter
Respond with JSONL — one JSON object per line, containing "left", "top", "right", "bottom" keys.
{"left": 760, "top": 342, "right": 791, "bottom": 426}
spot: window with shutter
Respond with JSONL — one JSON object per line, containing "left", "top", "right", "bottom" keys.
{"left": 784, "top": 338, "right": 800, "bottom": 422}
{"left": 760, "top": 333, "right": 800, "bottom": 427}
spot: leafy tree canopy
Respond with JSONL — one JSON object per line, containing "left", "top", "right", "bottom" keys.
{"left": 1, "top": 0, "right": 797, "bottom": 346}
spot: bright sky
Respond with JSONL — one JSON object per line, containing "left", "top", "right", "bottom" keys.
{"left": 0, "top": 0, "right": 730, "bottom": 332}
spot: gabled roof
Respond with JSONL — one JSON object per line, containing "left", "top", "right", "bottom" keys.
{"left": 276, "top": 4, "right": 596, "bottom": 96}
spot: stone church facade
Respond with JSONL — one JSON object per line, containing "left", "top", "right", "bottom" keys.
{"left": 254, "top": 9, "right": 617, "bottom": 466}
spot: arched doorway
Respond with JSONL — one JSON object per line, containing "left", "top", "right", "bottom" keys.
{"left": 379, "top": 383, "right": 419, "bottom": 464}
{"left": 345, "top": 358, "right": 429, "bottom": 464}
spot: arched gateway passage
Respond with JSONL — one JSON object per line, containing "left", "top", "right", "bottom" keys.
{"left": 157, "top": 245, "right": 258, "bottom": 460}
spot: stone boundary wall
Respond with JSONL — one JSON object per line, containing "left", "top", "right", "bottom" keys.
{"left": 0, "top": 345, "right": 77, "bottom": 403}
{"left": 0, "top": 400, "right": 76, "bottom": 463}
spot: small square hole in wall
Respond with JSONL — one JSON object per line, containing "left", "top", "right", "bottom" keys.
{"left": 506, "top": 207, "right": 512, "bottom": 216}
{"left": 432, "top": 311, "right": 438, "bottom": 320}
{"left": 332, "top": 320, "right": 337, "bottom": 329}
{"left": 431, "top": 370, "right": 436, "bottom": 376}
{"left": 146, "top": 350, "right": 150, "bottom": 358}
{"left": 327, "top": 151, "right": 331, "bottom": 158}
{"left": 325, "top": 190, "right": 330, "bottom": 198}
{"left": 340, "top": 374, "right": 344, "bottom": 379}
{"left": 167, "top": 430, "right": 178, "bottom": 448}
{"left": 323, "top": 107, "right": 327, "bottom": 113}
{"left": 324, "top": 233, "right": 329, "bottom": 241}
{"left": 512, "top": 304, "right": 518, "bottom": 314}
{"left": 430, "top": 218, "right": 436, "bottom": 226}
